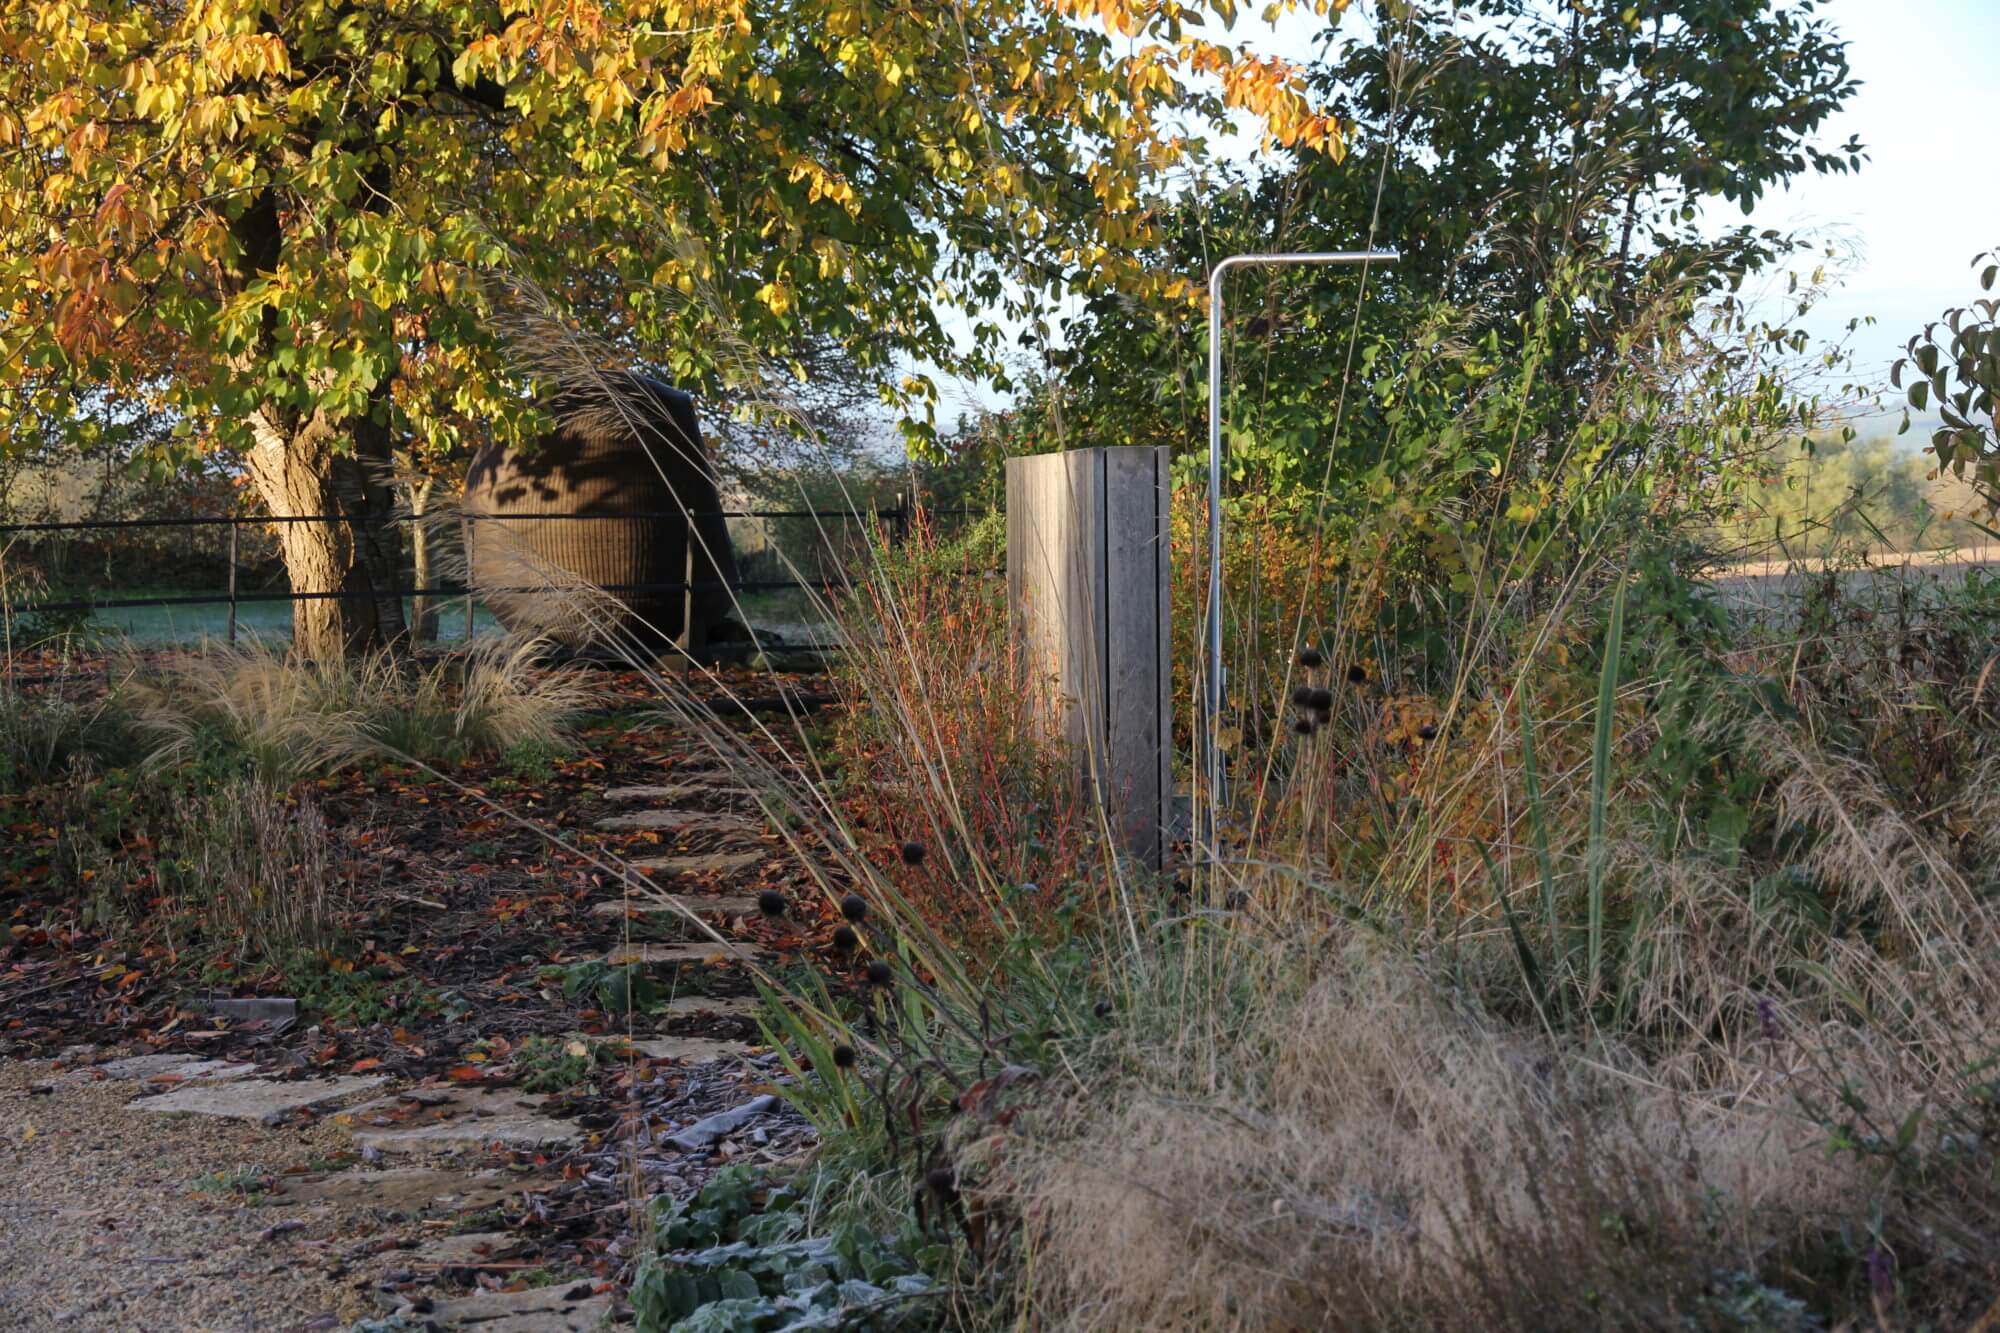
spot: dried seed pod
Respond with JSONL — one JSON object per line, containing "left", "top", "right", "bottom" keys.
{"left": 831, "top": 925, "right": 859, "bottom": 952}
{"left": 1347, "top": 663, "right": 1368, "bottom": 685}
{"left": 832, "top": 1043, "right": 856, "bottom": 1069}
{"left": 1291, "top": 685, "right": 1315, "bottom": 707}
{"left": 757, "top": 889, "right": 786, "bottom": 917}
{"left": 840, "top": 894, "right": 868, "bottom": 923}
{"left": 866, "top": 959, "right": 893, "bottom": 986}
{"left": 899, "top": 840, "right": 926, "bottom": 866}
{"left": 1298, "top": 646, "right": 1325, "bottom": 668}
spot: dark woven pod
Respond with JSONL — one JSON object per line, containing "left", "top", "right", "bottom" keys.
{"left": 462, "top": 374, "right": 739, "bottom": 656}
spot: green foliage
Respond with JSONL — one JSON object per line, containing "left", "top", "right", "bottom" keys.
{"left": 501, "top": 737, "right": 563, "bottom": 784}
{"left": 1894, "top": 247, "right": 2000, "bottom": 507}
{"left": 980, "top": 0, "right": 1857, "bottom": 609}
{"left": 508, "top": 1034, "right": 611, "bottom": 1092}
{"left": 545, "top": 959, "right": 658, "bottom": 1015}
{"left": 631, "top": 1166, "right": 941, "bottom": 1332}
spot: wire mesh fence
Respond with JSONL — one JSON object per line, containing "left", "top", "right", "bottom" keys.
{"left": 0, "top": 498, "right": 966, "bottom": 648}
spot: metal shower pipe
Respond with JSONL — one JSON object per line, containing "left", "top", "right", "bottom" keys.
{"left": 1200, "top": 249, "right": 1399, "bottom": 854}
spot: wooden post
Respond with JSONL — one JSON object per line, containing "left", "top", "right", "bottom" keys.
{"left": 1006, "top": 447, "right": 1172, "bottom": 869}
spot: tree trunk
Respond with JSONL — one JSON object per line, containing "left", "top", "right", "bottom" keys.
{"left": 244, "top": 407, "right": 408, "bottom": 660}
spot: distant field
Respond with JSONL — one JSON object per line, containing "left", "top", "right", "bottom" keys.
{"left": 1711, "top": 543, "right": 2000, "bottom": 615}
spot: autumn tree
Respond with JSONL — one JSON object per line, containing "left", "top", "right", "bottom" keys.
{"left": 1, "top": 0, "right": 1347, "bottom": 657}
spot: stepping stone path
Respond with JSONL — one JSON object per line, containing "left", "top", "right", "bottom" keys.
{"left": 630, "top": 849, "right": 768, "bottom": 877}
{"left": 630, "top": 1036, "right": 756, "bottom": 1064}
{"left": 605, "top": 941, "right": 773, "bottom": 967}
{"left": 593, "top": 808, "right": 758, "bottom": 835}
{"left": 660, "top": 993, "right": 762, "bottom": 1020}
{"left": 87, "top": 1053, "right": 260, "bottom": 1083}
{"left": 591, "top": 892, "right": 765, "bottom": 919}
{"left": 271, "top": 1166, "right": 519, "bottom": 1213}
{"left": 33, "top": 771, "right": 804, "bottom": 1329}
{"left": 601, "top": 783, "right": 713, "bottom": 803}
{"left": 415, "top": 1283, "right": 614, "bottom": 1330}
{"left": 343, "top": 1086, "right": 584, "bottom": 1155}
{"left": 134, "top": 1072, "right": 388, "bottom": 1121}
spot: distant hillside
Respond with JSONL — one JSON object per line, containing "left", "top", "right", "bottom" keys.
{"left": 1714, "top": 433, "right": 1997, "bottom": 558}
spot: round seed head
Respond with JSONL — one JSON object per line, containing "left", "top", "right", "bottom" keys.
{"left": 1291, "top": 685, "right": 1315, "bottom": 707}
{"left": 831, "top": 925, "right": 859, "bottom": 952}
{"left": 840, "top": 894, "right": 868, "bottom": 923}
{"left": 1298, "top": 646, "right": 1325, "bottom": 669}
{"left": 1417, "top": 723, "right": 1439, "bottom": 741}
{"left": 925, "top": 1164, "right": 956, "bottom": 1196}
{"left": 832, "top": 1043, "right": 856, "bottom": 1069}
{"left": 865, "top": 959, "right": 893, "bottom": 986}
{"left": 1347, "top": 663, "right": 1369, "bottom": 685}
{"left": 757, "top": 889, "right": 786, "bottom": 917}
{"left": 899, "top": 840, "right": 926, "bottom": 866}
{"left": 1224, "top": 889, "right": 1249, "bottom": 911}
{"left": 1307, "top": 687, "right": 1334, "bottom": 709}
{"left": 1314, "top": 706, "right": 1333, "bottom": 725}
{"left": 1292, "top": 718, "right": 1314, "bottom": 736}
{"left": 1093, "top": 998, "right": 1112, "bottom": 1019}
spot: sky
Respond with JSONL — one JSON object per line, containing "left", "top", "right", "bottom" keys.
{"left": 928, "top": 0, "right": 2000, "bottom": 435}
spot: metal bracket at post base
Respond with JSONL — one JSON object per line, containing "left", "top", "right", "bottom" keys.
{"left": 1198, "top": 249, "right": 1399, "bottom": 862}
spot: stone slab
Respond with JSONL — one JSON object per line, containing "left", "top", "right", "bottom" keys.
{"left": 271, "top": 1167, "right": 518, "bottom": 1213}
{"left": 92, "top": 1054, "right": 260, "bottom": 1083}
{"left": 414, "top": 1230, "right": 526, "bottom": 1266}
{"left": 593, "top": 809, "right": 758, "bottom": 835}
{"left": 629, "top": 850, "right": 768, "bottom": 877}
{"left": 604, "top": 942, "right": 772, "bottom": 968}
{"left": 192, "top": 996, "right": 299, "bottom": 1026}
{"left": 414, "top": 1283, "right": 613, "bottom": 1330}
{"left": 132, "top": 1073, "right": 385, "bottom": 1120}
{"left": 345, "top": 1087, "right": 580, "bottom": 1155}
{"left": 590, "top": 894, "right": 764, "bottom": 920}
{"left": 630, "top": 1037, "right": 755, "bottom": 1065}
{"left": 600, "top": 783, "right": 703, "bottom": 803}
{"left": 661, "top": 994, "right": 762, "bottom": 1021}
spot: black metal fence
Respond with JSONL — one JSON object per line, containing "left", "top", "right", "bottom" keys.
{"left": 0, "top": 496, "right": 952, "bottom": 644}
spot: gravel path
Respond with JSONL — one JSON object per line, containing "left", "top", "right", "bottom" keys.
{"left": 0, "top": 1060, "right": 376, "bottom": 1331}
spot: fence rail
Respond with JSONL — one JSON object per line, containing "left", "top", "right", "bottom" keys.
{"left": 1, "top": 499, "right": 976, "bottom": 641}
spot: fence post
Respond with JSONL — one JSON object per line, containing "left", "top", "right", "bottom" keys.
{"left": 1006, "top": 446, "right": 1172, "bottom": 869}
{"left": 226, "top": 522, "right": 239, "bottom": 645}
{"left": 460, "top": 514, "right": 476, "bottom": 642}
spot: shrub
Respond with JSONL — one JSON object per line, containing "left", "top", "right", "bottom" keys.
{"left": 123, "top": 636, "right": 589, "bottom": 782}
{"left": 0, "top": 674, "right": 135, "bottom": 790}
{"left": 156, "top": 776, "right": 347, "bottom": 963}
